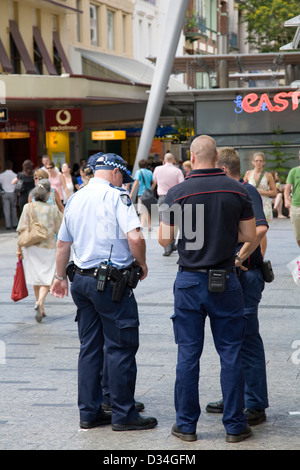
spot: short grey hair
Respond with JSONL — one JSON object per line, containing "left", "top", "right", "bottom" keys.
{"left": 31, "top": 179, "right": 51, "bottom": 202}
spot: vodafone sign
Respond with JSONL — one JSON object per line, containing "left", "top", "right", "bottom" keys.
{"left": 45, "top": 108, "right": 83, "bottom": 132}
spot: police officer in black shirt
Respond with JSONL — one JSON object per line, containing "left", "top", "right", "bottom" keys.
{"left": 206, "top": 147, "right": 269, "bottom": 426}
{"left": 158, "top": 135, "right": 256, "bottom": 443}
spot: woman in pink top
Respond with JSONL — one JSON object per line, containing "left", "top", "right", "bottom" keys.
{"left": 47, "top": 161, "right": 70, "bottom": 203}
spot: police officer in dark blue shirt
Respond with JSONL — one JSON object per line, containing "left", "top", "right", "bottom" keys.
{"left": 158, "top": 135, "right": 256, "bottom": 443}
{"left": 206, "top": 147, "right": 269, "bottom": 426}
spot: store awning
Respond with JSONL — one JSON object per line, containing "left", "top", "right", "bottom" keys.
{"left": 0, "top": 39, "right": 13, "bottom": 73}
{"left": 76, "top": 48, "right": 188, "bottom": 93}
{"left": 53, "top": 31, "right": 72, "bottom": 74}
{"left": 9, "top": 20, "right": 36, "bottom": 74}
{"left": 33, "top": 26, "right": 57, "bottom": 75}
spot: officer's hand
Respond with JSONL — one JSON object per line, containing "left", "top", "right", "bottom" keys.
{"left": 139, "top": 263, "right": 148, "bottom": 281}
{"left": 235, "top": 259, "right": 248, "bottom": 271}
{"left": 50, "top": 279, "right": 68, "bottom": 298}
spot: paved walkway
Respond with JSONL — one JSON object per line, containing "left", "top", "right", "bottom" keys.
{"left": 0, "top": 217, "right": 299, "bottom": 452}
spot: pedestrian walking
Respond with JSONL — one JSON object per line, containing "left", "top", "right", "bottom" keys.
{"left": 130, "top": 159, "right": 153, "bottom": 231}
{"left": 11, "top": 159, "right": 35, "bottom": 213}
{"left": 0, "top": 160, "right": 18, "bottom": 230}
{"left": 158, "top": 135, "right": 256, "bottom": 443}
{"left": 46, "top": 161, "right": 70, "bottom": 204}
{"left": 284, "top": 150, "right": 300, "bottom": 248}
{"left": 206, "top": 147, "right": 269, "bottom": 426}
{"left": 50, "top": 152, "right": 158, "bottom": 432}
{"left": 16, "top": 179, "right": 63, "bottom": 321}
{"left": 244, "top": 152, "right": 277, "bottom": 257}
{"left": 152, "top": 152, "right": 184, "bottom": 256}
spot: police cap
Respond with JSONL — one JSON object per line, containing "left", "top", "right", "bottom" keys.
{"left": 86, "top": 152, "right": 104, "bottom": 173}
{"left": 95, "top": 153, "right": 133, "bottom": 183}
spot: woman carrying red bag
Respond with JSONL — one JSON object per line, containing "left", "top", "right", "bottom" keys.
{"left": 16, "top": 180, "right": 63, "bottom": 322}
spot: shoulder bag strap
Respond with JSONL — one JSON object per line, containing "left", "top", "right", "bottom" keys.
{"left": 140, "top": 169, "right": 146, "bottom": 185}
{"left": 255, "top": 171, "right": 265, "bottom": 189}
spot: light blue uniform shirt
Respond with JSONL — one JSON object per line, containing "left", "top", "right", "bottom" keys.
{"left": 58, "top": 177, "right": 141, "bottom": 269}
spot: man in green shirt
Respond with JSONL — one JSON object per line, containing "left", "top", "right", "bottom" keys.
{"left": 284, "top": 153, "right": 300, "bottom": 247}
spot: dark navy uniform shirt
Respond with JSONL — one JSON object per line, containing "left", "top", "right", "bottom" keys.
{"left": 162, "top": 168, "right": 255, "bottom": 270}
{"left": 238, "top": 178, "right": 268, "bottom": 268}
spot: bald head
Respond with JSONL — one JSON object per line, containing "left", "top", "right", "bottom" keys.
{"left": 164, "top": 152, "right": 176, "bottom": 164}
{"left": 190, "top": 135, "right": 217, "bottom": 169}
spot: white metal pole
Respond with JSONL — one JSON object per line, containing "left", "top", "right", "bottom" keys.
{"left": 133, "top": 0, "right": 190, "bottom": 173}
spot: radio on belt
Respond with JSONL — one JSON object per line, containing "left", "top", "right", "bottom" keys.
{"left": 97, "top": 245, "right": 113, "bottom": 292}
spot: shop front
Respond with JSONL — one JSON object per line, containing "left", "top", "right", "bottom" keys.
{"left": 0, "top": 110, "right": 38, "bottom": 173}
{"left": 44, "top": 108, "right": 83, "bottom": 169}
{"left": 193, "top": 86, "right": 300, "bottom": 176}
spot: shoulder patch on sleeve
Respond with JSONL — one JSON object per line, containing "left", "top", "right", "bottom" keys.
{"left": 120, "top": 193, "right": 132, "bottom": 206}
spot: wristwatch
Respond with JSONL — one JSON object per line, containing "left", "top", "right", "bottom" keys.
{"left": 54, "top": 274, "right": 67, "bottom": 281}
{"left": 235, "top": 252, "right": 244, "bottom": 264}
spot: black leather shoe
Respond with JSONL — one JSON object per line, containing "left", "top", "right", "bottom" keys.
{"left": 244, "top": 408, "right": 266, "bottom": 426}
{"left": 112, "top": 415, "right": 157, "bottom": 431}
{"left": 80, "top": 412, "right": 111, "bottom": 429}
{"left": 171, "top": 423, "right": 197, "bottom": 442}
{"left": 206, "top": 399, "right": 224, "bottom": 413}
{"left": 163, "top": 250, "right": 172, "bottom": 256}
{"left": 102, "top": 400, "right": 145, "bottom": 413}
{"left": 226, "top": 424, "right": 252, "bottom": 443}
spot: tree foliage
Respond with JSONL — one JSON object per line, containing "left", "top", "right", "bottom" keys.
{"left": 238, "top": 0, "right": 300, "bottom": 52}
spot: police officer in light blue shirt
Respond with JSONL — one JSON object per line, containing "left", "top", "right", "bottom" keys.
{"left": 51, "top": 153, "right": 157, "bottom": 432}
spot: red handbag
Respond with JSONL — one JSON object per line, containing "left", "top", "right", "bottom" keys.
{"left": 11, "top": 260, "right": 28, "bottom": 302}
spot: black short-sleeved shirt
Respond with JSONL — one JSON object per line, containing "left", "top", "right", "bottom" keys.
{"left": 238, "top": 179, "right": 268, "bottom": 267}
{"left": 161, "top": 168, "right": 254, "bottom": 269}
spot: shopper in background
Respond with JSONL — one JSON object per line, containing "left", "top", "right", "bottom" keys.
{"left": 16, "top": 179, "right": 63, "bottom": 322}
{"left": 61, "top": 163, "right": 79, "bottom": 203}
{"left": 0, "top": 160, "right": 18, "bottom": 230}
{"left": 11, "top": 160, "right": 35, "bottom": 213}
{"left": 47, "top": 161, "right": 70, "bottom": 204}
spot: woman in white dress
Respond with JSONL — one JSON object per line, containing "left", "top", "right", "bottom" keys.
{"left": 16, "top": 180, "right": 63, "bottom": 322}
{"left": 244, "top": 152, "right": 277, "bottom": 257}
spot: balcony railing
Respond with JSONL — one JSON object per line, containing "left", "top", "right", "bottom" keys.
{"left": 184, "top": 15, "right": 206, "bottom": 42}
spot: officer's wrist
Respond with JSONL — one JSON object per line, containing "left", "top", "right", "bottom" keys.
{"left": 235, "top": 252, "right": 244, "bottom": 264}
{"left": 54, "top": 274, "right": 67, "bottom": 281}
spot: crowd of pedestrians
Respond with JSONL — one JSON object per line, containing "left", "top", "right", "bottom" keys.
{"left": 0, "top": 140, "right": 298, "bottom": 444}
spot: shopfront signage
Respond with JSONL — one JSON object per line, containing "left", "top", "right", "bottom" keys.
{"left": 0, "top": 132, "right": 30, "bottom": 139}
{"left": 91, "top": 130, "right": 126, "bottom": 140}
{"left": 45, "top": 108, "right": 83, "bottom": 132}
{"left": 234, "top": 91, "right": 300, "bottom": 114}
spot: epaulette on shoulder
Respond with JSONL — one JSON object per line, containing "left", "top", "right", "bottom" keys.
{"left": 109, "top": 183, "right": 126, "bottom": 192}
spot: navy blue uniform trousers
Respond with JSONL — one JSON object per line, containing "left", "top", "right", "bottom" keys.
{"left": 172, "top": 270, "right": 247, "bottom": 435}
{"left": 239, "top": 268, "right": 269, "bottom": 410}
{"left": 71, "top": 274, "right": 140, "bottom": 424}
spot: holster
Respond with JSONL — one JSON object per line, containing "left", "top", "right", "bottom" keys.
{"left": 66, "top": 261, "right": 75, "bottom": 282}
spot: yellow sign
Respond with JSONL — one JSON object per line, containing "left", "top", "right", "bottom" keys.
{"left": 92, "top": 130, "right": 126, "bottom": 141}
{"left": 0, "top": 132, "right": 30, "bottom": 139}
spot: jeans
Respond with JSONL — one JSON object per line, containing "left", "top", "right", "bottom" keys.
{"left": 239, "top": 268, "right": 269, "bottom": 410}
{"left": 172, "top": 269, "right": 247, "bottom": 434}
